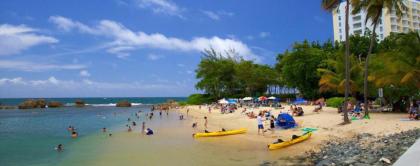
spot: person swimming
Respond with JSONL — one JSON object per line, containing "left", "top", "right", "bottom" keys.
{"left": 146, "top": 128, "right": 154, "bottom": 135}
{"left": 132, "top": 121, "right": 136, "bottom": 126}
{"left": 55, "top": 144, "right": 64, "bottom": 152}
{"left": 71, "top": 131, "right": 78, "bottom": 138}
{"left": 102, "top": 127, "right": 107, "bottom": 132}
{"left": 67, "top": 126, "right": 72, "bottom": 131}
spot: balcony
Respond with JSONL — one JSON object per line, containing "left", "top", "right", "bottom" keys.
{"left": 353, "top": 23, "right": 362, "bottom": 29}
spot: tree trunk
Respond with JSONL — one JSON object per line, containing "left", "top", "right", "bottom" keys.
{"left": 342, "top": 0, "right": 351, "bottom": 124}
{"left": 364, "top": 13, "right": 380, "bottom": 119}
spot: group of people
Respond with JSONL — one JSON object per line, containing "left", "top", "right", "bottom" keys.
{"left": 290, "top": 105, "right": 304, "bottom": 116}
{"left": 257, "top": 112, "right": 276, "bottom": 136}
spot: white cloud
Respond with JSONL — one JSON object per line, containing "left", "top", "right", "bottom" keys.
{"left": 136, "top": 0, "right": 184, "bottom": 18}
{"left": 201, "top": 10, "right": 234, "bottom": 21}
{"left": 0, "top": 76, "right": 182, "bottom": 90}
{"left": 80, "top": 70, "right": 91, "bottom": 77}
{"left": 0, "top": 60, "right": 86, "bottom": 72}
{"left": 177, "top": 63, "right": 185, "bottom": 67}
{"left": 202, "top": 11, "right": 220, "bottom": 20}
{"left": 50, "top": 16, "right": 259, "bottom": 61}
{"left": 259, "top": 32, "right": 270, "bottom": 38}
{"left": 0, "top": 77, "right": 26, "bottom": 85}
{"left": 147, "top": 54, "right": 164, "bottom": 60}
{"left": 0, "top": 24, "right": 58, "bottom": 56}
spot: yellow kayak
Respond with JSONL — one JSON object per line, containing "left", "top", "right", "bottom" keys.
{"left": 268, "top": 132, "right": 312, "bottom": 150}
{"left": 193, "top": 128, "right": 247, "bottom": 138}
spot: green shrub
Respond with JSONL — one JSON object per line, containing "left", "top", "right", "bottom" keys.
{"left": 178, "top": 101, "right": 188, "bottom": 106}
{"left": 186, "top": 94, "right": 211, "bottom": 105}
{"left": 326, "top": 97, "right": 344, "bottom": 108}
{"left": 326, "top": 97, "right": 356, "bottom": 108}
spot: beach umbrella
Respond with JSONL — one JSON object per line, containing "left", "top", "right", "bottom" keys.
{"left": 268, "top": 96, "right": 276, "bottom": 100}
{"left": 242, "top": 97, "right": 253, "bottom": 101}
{"left": 218, "top": 99, "right": 228, "bottom": 104}
{"left": 258, "top": 96, "right": 267, "bottom": 101}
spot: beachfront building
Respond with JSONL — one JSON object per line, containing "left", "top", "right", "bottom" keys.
{"left": 332, "top": 0, "right": 420, "bottom": 41}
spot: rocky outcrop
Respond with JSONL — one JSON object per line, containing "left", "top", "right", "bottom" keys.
{"left": 36, "top": 99, "right": 47, "bottom": 108}
{"left": 18, "top": 99, "right": 47, "bottom": 109}
{"left": 75, "top": 99, "right": 85, "bottom": 107}
{"left": 116, "top": 100, "right": 131, "bottom": 107}
{"left": 47, "top": 101, "right": 63, "bottom": 108}
{"left": 290, "top": 129, "right": 420, "bottom": 166}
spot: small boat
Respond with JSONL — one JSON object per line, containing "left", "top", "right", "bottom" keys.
{"left": 193, "top": 128, "right": 247, "bottom": 138}
{"left": 268, "top": 132, "right": 312, "bottom": 150}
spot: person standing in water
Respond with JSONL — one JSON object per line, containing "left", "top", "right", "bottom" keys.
{"left": 128, "top": 126, "right": 132, "bottom": 132}
{"left": 204, "top": 116, "right": 208, "bottom": 129}
{"left": 142, "top": 122, "right": 146, "bottom": 133}
{"left": 102, "top": 127, "right": 107, "bottom": 132}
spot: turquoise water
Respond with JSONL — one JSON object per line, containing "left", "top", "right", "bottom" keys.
{"left": 0, "top": 106, "right": 150, "bottom": 166}
{"left": 0, "top": 97, "right": 187, "bottom": 106}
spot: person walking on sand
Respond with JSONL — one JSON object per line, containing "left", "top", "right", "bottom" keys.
{"left": 208, "top": 107, "right": 211, "bottom": 113}
{"left": 269, "top": 115, "right": 275, "bottom": 134}
{"left": 257, "top": 113, "right": 264, "bottom": 136}
{"left": 204, "top": 116, "right": 208, "bottom": 129}
{"left": 187, "top": 108, "right": 190, "bottom": 116}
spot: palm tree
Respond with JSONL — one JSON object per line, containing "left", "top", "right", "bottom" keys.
{"left": 318, "top": 53, "right": 364, "bottom": 96}
{"left": 322, "top": 0, "right": 351, "bottom": 124}
{"left": 352, "top": 0, "right": 407, "bottom": 118}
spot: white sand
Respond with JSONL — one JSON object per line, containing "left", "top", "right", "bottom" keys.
{"left": 179, "top": 104, "right": 420, "bottom": 155}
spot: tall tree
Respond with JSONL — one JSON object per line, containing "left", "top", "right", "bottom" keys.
{"left": 322, "top": 0, "right": 351, "bottom": 124}
{"left": 352, "top": 0, "right": 407, "bottom": 118}
{"left": 277, "top": 41, "right": 326, "bottom": 99}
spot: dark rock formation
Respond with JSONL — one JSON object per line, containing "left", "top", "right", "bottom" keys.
{"left": 47, "top": 101, "right": 63, "bottom": 108}
{"left": 116, "top": 100, "right": 131, "bottom": 107}
{"left": 75, "top": 99, "right": 85, "bottom": 107}
{"left": 18, "top": 99, "right": 48, "bottom": 109}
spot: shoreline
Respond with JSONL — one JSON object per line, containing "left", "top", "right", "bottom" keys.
{"left": 177, "top": 104, "right": 420, "bottom": 158}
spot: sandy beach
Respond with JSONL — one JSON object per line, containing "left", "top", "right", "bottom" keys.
{"left": 178, "top": 104, "right": 420, "bottom": 157}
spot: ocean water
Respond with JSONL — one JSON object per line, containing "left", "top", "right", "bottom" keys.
{"left": 0, "top": 97, "right": 187, "bottom": 106}
{"left": 0, "top": 99, "right": 291, "bottom": 166}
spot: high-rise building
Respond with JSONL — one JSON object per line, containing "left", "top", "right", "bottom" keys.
{"left": 332, "top": 0, "right": 420, "bottom": 41}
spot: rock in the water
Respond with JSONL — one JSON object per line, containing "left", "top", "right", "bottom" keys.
{"left": 75, "top": 99, "right": 85, "bottom": 107}
{"left": 116, "top": 101, "right": 131, "bottom": 107}
{"left": 47, "top": 101, "right": 63, "bottom": 108}
{"left": 18, "top": 99, "right": 47, "bottom": 109}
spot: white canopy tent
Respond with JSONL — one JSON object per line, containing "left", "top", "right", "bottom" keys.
{"left": 218, "top": 98, "right": 229, "bottom": 104}
{"left": 242, "top": 97, "right": 253, "bottom": 101}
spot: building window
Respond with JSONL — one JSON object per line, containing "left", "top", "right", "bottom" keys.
{"left": 338, "top": 16, "right": 341, "bottom": 20}
{"left": 340, "top": 35, "right": 342, "bottom": 40}
{"left": 339, "top": 29, "right": 342, "bottom": 33}
{"left": 380, "top": 26, "right": 383, "bottom": 32}
{"left": 339, "top": 22, "right": 341, "bottom": 27}
{"left": 380, "top": 34, "right": 383, "bottom": 39}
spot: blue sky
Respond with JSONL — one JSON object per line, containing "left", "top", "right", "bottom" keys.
{"left": 0, "top": 0, "right": 332, "bottom": 98}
